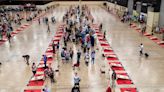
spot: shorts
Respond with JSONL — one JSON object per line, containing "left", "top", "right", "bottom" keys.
{"left": 32, "top": 71, "right": 36, "bottom": 75}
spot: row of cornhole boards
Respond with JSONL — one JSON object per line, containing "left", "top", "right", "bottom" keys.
{"left": 0, "top": 11, "right": 47, "bottom": 46}
{"left": 92, "top": 24, "right": 138, "bottom": 92}
{"left": 24, "top": 24, "right": 64, "bottom": 92}
{"left": 105, "top": 7, "right": 164, "bottom": 48}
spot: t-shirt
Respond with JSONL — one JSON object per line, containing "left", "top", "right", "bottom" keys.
{"left": 32, "top": 65, "right": 37, "bottom": 71}
{"left": 74, "top": 76, "right": 80, "bottom": 84}
{"left": 77, "top": 52, "right": 81, "bottom": 59}
{"left": 91, "top": 51, "right": 95, "bottom": 59}
{"left": 43, "top": 55, "right": 47, "bottom": 63}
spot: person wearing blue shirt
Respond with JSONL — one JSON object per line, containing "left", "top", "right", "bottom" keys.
{"left": 43, "top": 55, "right": 47, "bottom": 68}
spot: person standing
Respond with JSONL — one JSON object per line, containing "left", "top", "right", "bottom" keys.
{"left": 43, "top": 55, "right": 47, "bottom": 68}
{"left": 48, "top": 67, "right": 55, "bottom": 83}
{"left": 91, "top": 50, "right": 95, "bottom": 64}
{"left": 45, "top": 17, "right": 49, "bottom": 25}
{"left": 84, "top": 50, "right": 90, "bottom": 66}
{"left": 141, "top": 23, "right": 146, "bottom": 35}
{"left": 99, "top": 23, "right": 103, "bottom": 31}
{"left": 38, "top": 18, "right": 40, "bottom": 25}
{"left": 22, "top": 55, "right": 30, "bottom": 65}
{"left": 139, "top": 43, "right": 144, "bottom": 56}
{"left": 7, "top": 32, "right": 11, "bottom": 43}
{"left": 69, "top": 47, "right": 74, "bottom": 60}
{"left": 111, "top": 70, "right": 117, "bottom": 88}
{"left": 104, "top": 30, "right": 106, "bottom": 39}
{"left": 47, "top": 23, "right": 50, "bottom": 33}
{"left": 61, "top": 48, "right": 66, "bottom": 63}
{"left": 57, "top": 41, "right": 60, "bottom": 50}
{"left": 90, "top": 35, "right": 95, "bottom": 47}
{"left": 74, "top": 72, "right": 81, "bottom": 87}
{"left": 52, "top": 42, "right": 56, "bottom": 54}
{"left": 32, "top": 63, "right": 37, "bottom": 76}
{"left": 77, "top": 50, "right": 81, "bottom": 65}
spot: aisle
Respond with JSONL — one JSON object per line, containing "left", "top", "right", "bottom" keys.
{"left": 50, "top": 5, "right": 108, "bottom": 92}
{"left": 90, "top": 5, "right": 164, "bottom": 92}
{"left": 52, "top": 41, "right": 108, "bottom": 92}
{"left": 0, "top": 6, "right": 67, "bottom": 92}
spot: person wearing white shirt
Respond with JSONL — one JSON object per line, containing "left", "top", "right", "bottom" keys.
{"left": 74, "top": 72, "right": 81, "bottom": 87}
{"left": 139, "top": 43, "right": 144, "bottom": 56}
{"left": 91, "top": 50, "right": 96, "bottom": 64}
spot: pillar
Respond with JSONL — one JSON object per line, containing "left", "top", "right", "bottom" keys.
{"left": 127, "top": 0, "right": 134, "bottom": 15}
{"left": 136, "top": 2, "right": 142, "bottom": 15}
{"left": 146, "top": 6, "right": 159, "bottom": 34}
{"left": 159, "top": 0, "right": 164, "bottom": 27}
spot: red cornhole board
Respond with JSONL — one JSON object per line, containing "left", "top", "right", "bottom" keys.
{"left": 56, "top": 31, "right": 63, "bottom": 34}
{"left": 96, "top": 31, "right": 99, "bottom": 34}
{"left": 160, "top": 44, "right": 164, "bottom": 47}
{"left": 99, "top": 38, "right": 106, "bottom": 41}
{"left": 11, "top": 31, "right": 18, "bottom": 34}
{"left": 131, "top": 24, "right": 136, "bottom": 28}
{"left": 104, "top": 49, "right": 113, "bottom": 52}
{"left": 46, "top": 48, "right": 53, "bottom": 53}
{"left": 36, "top": 68, "right": 44, "bottom": 72}
{"left": 27, "top": 80, "right": 44, "bottom": 86}
{"left": 111, "top": 65, "right": 124, "bottom": 71}
{"left": 97, "top": 34, "right": 103, "bottom": 37}
{"left": 158, "top": 41, "right": 164, "bottom": 45}
{"left": 45, "top": 52, "right": 53, "bottom": 57}
{"left": 24, "top": 24, "right": 30, "bottom": 26}
{"left": 46, "top": 50, "right": 53, "bottom": 53}
{"left": 94, "top": 28, "right": 99, "bottom": 30}
{"left": 101, "top": 43, "right": 110, "bottom": 47}
{"left": 16, "top": 28, "right": 23, "bottom": 31}
{"left": 144, "top": 33, "right": 152, "bottom": 36}
{"left": 53, "top": 39, "right": 60, "bottom": 42}
{"left": 148, "top": 36, "right": 158, "bottom": 40}
{"left": 40, "top": 58, "right": 53, "bottom": 64}
{"left": 98, "top": 35, "right": 104, "bottom": 38}
{"left": 24, "top": 89, "right": 41, "bottom": 92}
{"left": 55, "top": 35, "right": 62, "bottom": 38}
{"left": 109, "top": 62, "right": 124, "bottom": 71}
{"left": 20, "top": 25, "right": 27, "bottom": 29}
{"left": 117, "top": 78, "right": 133, "bottom": 85}
{"left": 152, "top": 39, "right": 160, "bottom": 43}
{"left": 107, "top": 57, "right": 118, "bottom": 60}
{"left": 136, "top": 28, "right": 141, "bottom": 31}
{"left": 108, "top": 62, "right": 121, "bottom": 64}
{"left": 120, "top": 88, "right": 137, "bottom": 92}
{"left": 0, "top": 42, "right": 4, "bottom": 45}
{"left": 54, "top": 35, "right": 61, "bottom": 39}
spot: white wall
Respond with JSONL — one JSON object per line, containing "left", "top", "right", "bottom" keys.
{"left": 147, "top": 12, "right": 159, "bottom": 33}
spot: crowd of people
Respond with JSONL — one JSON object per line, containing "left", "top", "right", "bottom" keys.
{"left": 0, "top": 4, "right": 58, "bottom": 43}
{"left": 0, "top": 13, "right": 14, "bottom": 41}
{"left": 60, "top": 5, "right": 97, "bottom": 65}
{"left": 58, "top": 5, "right": 98, "bottom": 92}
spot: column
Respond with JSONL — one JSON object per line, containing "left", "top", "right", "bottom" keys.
{"left": 136, "top": 2, "right": 142, "bottom": 15}
{"left": 158, "top": 0, "right": 164, "bottom": 40}
{"left": 146, "top": 6, "right": 159, "bottom": 34}
{"left": 127, "top": 0, "right": 134, "bottom": 15}
{"left": 159, "top": 0, "right": 164, "bottom": 27}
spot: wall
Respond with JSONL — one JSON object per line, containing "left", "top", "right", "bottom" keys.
{"left": 146, "top": 11, "right": 159, "bottom": 33}
{"left": 159, "top": 0, "right": 164, "bottom": 27}
{"left": 56, "top": 1, "right": 104, "bottom": 5}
